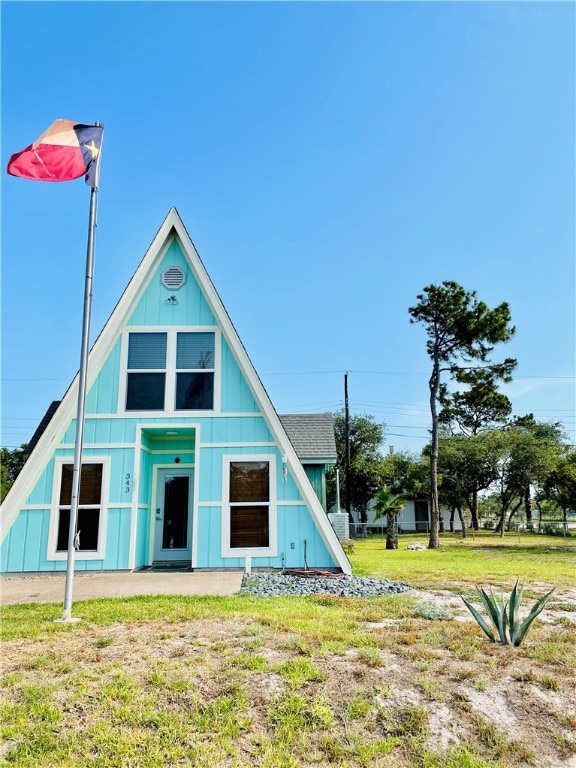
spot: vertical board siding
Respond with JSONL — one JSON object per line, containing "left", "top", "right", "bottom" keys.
{"left": 138, "top": 450, "right": 152, "bottom": 504}
{"left": 196, "top": 507, "right": 227, "bottom": 567}
{"left": 86, "top": 338, "right": 121, "bottom": 414}
{"left": 63, "top": 418, "right": 138, "bottom": 445}
{"left": 22, "top": 509, "right": 49, "bottom": 572}
{"left": 128, "top": 242, "right": 215, "bottom": 327}
{"left": 277, "top": 506, "right": 333, "bottom": 569}
{"left": 205, "top": 417, "right": 273, "bottom": 444}
{"left": 135, "top": 507, "right": 150, "bottom": 567}
{"left": 221, "top": 339, "right": 258, "bottom": 413}
{"left": 103, "top": 509, "right": 131, "bottom": 569}
{"left": 25, "top": 458, "right": 56, "bottom": 506}
{"left": 304, "top": 466, "right": 325, "bottom": 509}
{"left": 2, "top": 511, "right": 27, "bottom": 571}
{"left": 0, "top": 508, "right": 132, "bottom": 573}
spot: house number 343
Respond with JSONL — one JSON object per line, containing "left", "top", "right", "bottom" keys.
{"left": 125, "top": 473, "right": 131, "bottom": 494}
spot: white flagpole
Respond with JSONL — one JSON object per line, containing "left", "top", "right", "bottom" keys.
{"left": 58, "top": 129, "right": 101, "bottom": 622}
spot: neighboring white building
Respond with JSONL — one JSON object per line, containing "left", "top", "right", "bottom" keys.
{"left": 343, "top": 499, "right": 464, "bottom": 533}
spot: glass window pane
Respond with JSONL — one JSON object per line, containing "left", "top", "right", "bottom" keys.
{"left": 230, "top": 506, "right": 269, "bottom": 548}
{"left": 128, "top": 333, "right": 167, "bottom": 369}
{"left": 60, "top": 464, "right": 102, "bottom": 505}
{"left": 230, "top": 462, "right": 269, "bottom": 502}
{"left": 177, "top": 333, "right": 215, "bottom": 369}
{"left": 57, "top": 507, "right": 100, "bottom": 551}
{"left": 176, "top": 372, "right": 214, "bottom": 410}
{"left": 162, "top": 476, "right": 189, "bottom": 549}
{"left": 126, "top": 373, "right": 165, "bottom": 410}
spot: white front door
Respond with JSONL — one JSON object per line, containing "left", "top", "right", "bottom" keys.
{"left": 153, "top": 469, "right": 193, "bottom": 562}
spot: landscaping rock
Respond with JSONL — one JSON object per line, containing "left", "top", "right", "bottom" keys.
{"left": 240, "top": 572, "right": 412, "bottom": 598}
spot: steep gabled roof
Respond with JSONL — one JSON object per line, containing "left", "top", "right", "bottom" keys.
{"left": 1, "top": 208, "right": 350, "bottom": 573}
{"left": 279, "top": 414, "right": 337, "bottom": 463}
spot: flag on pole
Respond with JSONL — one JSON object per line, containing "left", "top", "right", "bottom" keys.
{"left": 7, "top": 119, "right": 103, "bottom": 187}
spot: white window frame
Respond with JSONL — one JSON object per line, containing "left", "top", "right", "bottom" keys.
{"left": 119, "top": 327, "right": 220, "bottom": 415}
{"left": 47, "top": 456, "right": 110, "bottom": 561}
{"left": 221, "top": 454, "right": 277, "bottom": 558}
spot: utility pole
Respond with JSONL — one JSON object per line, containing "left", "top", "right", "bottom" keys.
{"left": 344, "top": 372, "right": 351, "bottom": 524}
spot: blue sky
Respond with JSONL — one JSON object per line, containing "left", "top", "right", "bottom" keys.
{"left": 2, "top": 1, "right": 574, "bottom": 453}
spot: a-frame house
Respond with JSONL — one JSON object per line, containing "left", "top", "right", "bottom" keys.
{"left": 1, "top": 209, "right": 351, "bottom": 575}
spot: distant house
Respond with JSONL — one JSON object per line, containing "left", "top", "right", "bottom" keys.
{"left": 1, "top": 209, "right": 350, "bottom": 575}
{"left": 347, "top": 499, "right": 462, "bottom": 533}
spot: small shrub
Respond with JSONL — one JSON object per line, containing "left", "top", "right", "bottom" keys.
{"left": 413, "top": 601, "right": 453, "bottom": 621}
{"left": 94, "top": 636, "right": 115, "bottom": 649}
{"left": 540, "top": 676, "right": 559, "bottom": 691}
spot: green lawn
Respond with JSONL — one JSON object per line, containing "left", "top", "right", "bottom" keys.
{"left": 350, "top": 530, "right": 576, "bottom": 590}
{"left": 1, "top": 532, "right": 574, "bottom": 768}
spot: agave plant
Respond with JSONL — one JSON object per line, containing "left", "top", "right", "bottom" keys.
{"left": 461, "top": 580, "right": 554, "bottom": 646}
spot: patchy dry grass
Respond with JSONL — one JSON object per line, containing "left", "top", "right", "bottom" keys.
{"left": 1, "top": 534, "right": 575, "bottom": 767}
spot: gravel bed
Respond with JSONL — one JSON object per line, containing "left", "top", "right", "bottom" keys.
{"left": 240, "top": 572, "right": 413, "bottom": 598}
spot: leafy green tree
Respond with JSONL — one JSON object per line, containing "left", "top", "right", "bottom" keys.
{"left": 435, "top": 436, "right": 470, "bottom": 536}
{"left": 439, "top": 368, "right": 512, "bottom": 437}
{"left": 380, "top": 450, "right": 429, "bottom": 500}
{"left": 542, "top": 448, "right": 576, "bottom": 530}
{"left": 492, "top": 417, "right": 566, "bottom": 535}
{"left": 409, "top": 281, "right": 516, "bottom": 548}
{"left": 1, "top": 444, "right": 29, "bottom": 502}
{"left": 435, "top": 430, "right": 505, "bottom": 533}
{"left": 439, "top": 368, "right": 512, "bottom": 529}
{"left": 372, "top": 487, "right": 406, "bottom": 550}
{"left": 326, "top": 412, "right": 386, "bottom": 528}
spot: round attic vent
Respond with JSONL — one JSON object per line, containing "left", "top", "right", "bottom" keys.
{"left": 161, "top": 267, "right": 186, "bottom": 290}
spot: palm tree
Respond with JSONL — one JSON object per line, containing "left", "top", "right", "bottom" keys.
{"left": 372, "top": 487, "right": 406, "bottom": 550}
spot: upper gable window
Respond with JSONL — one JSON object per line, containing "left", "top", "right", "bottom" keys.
{"left": 176, "top": 332, "right": 214, "bottom": 409}
{"left": 127, "top": 332, "right": 167, "bottom": 410}
{"left": 125, "top": 331, "right": 215, "bottom": 411}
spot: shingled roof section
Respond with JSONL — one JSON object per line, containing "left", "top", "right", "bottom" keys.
{"left": 27, "top": 400, "right": 62, "bottom": 455}
{"left": 278, "top": 413, "right": 337, "bottom": 462}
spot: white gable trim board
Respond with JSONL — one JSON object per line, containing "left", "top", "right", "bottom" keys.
{"left": 1, "top": 208, "right": 350, "bottom": 575}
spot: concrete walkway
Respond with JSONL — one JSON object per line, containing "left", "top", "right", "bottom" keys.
{"left": 0, "top": 571, "right": 244, "bottom": 606}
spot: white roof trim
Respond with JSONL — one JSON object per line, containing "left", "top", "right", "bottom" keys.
{"left": 1, "top": 208, "right": 350, "bottom": 574}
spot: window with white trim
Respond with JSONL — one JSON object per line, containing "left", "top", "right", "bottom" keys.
{"left": 175, "top": 332, "right": 214, "bottom": 410}
{"left": 221, "top": 455, "right": 277, "bottom": 560}
{"left": 57, "top": 463, "right": 103, "bottom": 552}
{"left": 229, "top": 461, "right": 270, "bottom": 548}
{"left": 125, "top": 331, "right": 215, "bottom": 411}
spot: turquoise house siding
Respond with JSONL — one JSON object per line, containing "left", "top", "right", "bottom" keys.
{"left": 1, "top": 510, "right": 48, "bottom": 572}
{"left": 25, "top": 458, "right": 56, "bottom": 506}
{"left": 1, "top": 213, "right": 346, "bottom": 575}
{"left": 103, "top": 509, "right": 131, "bottom": 570}
{"left": 135, "top": 507, "right": 150, "bottom": 568}
{"left": 195, "top": 507, "right": 227, "bottom": 568}
{"left": 221, "top": 338, "right": 258, "bottom": 413}
{"left": 278, "top": 506, "right": 333, "bottom": 569}
{"left": 86, "top": 339, "right": 121, "bottom": 415}
{"left": 304, "top": 465, "right": 327, "bottom": 511}
{"left": 127, "top": 241, "right": 215, "bottom": 328}
{"left": 0, "top": 506, "right": 131, "bottom": 573}
{"left": 193, "top": 505, "right": 333, "bottom": 570}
